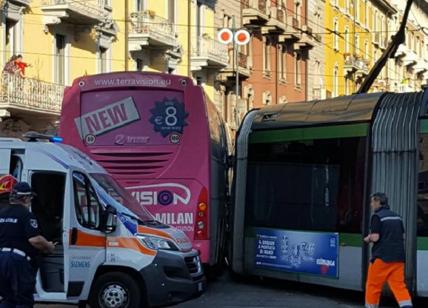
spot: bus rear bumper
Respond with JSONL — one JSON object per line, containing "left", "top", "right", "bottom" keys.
{"left": 140, "top": 249, "right": 206, "bottom": 307}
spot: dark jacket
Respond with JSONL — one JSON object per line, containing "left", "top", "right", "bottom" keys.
{"left": 371, "top": 206, "right": 406, "bottom": 262}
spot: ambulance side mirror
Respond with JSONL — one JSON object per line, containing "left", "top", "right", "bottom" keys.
{"left": 102, "top": 205, "right": 117, "bottom": 234}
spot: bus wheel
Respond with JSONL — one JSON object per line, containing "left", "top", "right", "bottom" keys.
{"left": 90, "top": 272, "right": 143, "bottom": 308}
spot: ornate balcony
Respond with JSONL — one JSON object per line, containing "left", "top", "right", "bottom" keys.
{"left": 7, "top": 0, "right": 31, "bottom": 6}
{"left": 293, "top": 25, "right": 315, "bottom": 50}
{"left": 414, "top": 59, "right": 428, "bottom": 74}
{"left": 403, "top": 50, "right": 418, "bottom": 67}
{"left": 344, "top": 54, "right": 369, "bottom": 77}
{"left": 242, "top": 0, "right": 269, "bottom": 27}
{"left": 218, "top": 52, "right": 251, "bottom": 82}
{"left": 129, "top": 11, "right": 178, "bottom": 50}
{"left": 41, "top": 0, "right": 109, "bottom": 26}
{"left": 262, "top": 6, "right": 286, "bottom": 34}
{"left": 191, "top": 35, "right": 229, "bottom": 71}
{"left": 279, "top": 16, "right": 301, "bottom": 42}
{"left": 0, "top": 74, "right": 64, "bottom": 120}
{"left": 395, "top": 44, "right": 408, "bottom": 58}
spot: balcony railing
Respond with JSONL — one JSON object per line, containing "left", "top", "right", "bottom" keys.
{"left": 344, "top": 54, "right": 369, "bottom": 76}
{"left": 129, "top": 11, "right": 177, "bottom": 49}
{"left": 192, "top": 35, "right": 229, "bottom": 70}
{"left": 0, "top": 74, "right": 64, "bottom": 116}
{"left": 7, "top": 0, "right": 31, "bottom": 6}
{"left": 41, "top": 0, "right": 108, "bottom": 24}
{"left": 238, "top": 52, "right": 248, "bottom": 69}
{"left": 243, "top": 0, "right": 269, "bottom": 26}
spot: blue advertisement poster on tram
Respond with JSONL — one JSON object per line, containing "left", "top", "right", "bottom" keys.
{"left": 255, "top": 228, "right": 339, "bottom": 278}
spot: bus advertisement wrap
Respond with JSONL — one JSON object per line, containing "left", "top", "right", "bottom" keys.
{"left": 255, "top": 228, "right": 339, "bottom": 278}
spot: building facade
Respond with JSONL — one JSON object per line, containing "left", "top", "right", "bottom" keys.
{"left": 0, "top": 0, "right": 228, "bottom": 136}
{"left": 325, "top": 0, "right": 372, "bottom": 97}
{"left": 214, "top": 0, "right": 250, "bottom": 130}
{"left": 0, "top": 0, "right": 116, "bottom": 136}
{"left": 307, "top": 0, "right": 326, "bottom": 100}
{"left": 241, "top": 0, "right": 313, "bottom": 118}
{"left": 325, "top": 0, "right": 428, "bottom": 97}
{"left": 2, "top": 0, "right": 428, "bottom": 138}
{"left": 389, "top": 0, "right": 428, "bottom": 93}
{"left": 121, "top": 0, "right": 228, "bottom": 105}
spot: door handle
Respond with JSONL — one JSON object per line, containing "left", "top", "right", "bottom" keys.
{"left": 70, "top": 228, "right": 78, "bottom": 245}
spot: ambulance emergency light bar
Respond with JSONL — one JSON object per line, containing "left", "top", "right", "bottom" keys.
{"left": 22, "top": 131, "right": 63, "bottom": 143}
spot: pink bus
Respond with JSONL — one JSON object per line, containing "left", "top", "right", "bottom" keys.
{"left": 59, "top": 72, "right": 229, "bottom": 265}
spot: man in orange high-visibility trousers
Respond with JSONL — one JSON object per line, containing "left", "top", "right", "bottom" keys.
{"left": 364, "top": 193, "right": 413, "bottom": 308}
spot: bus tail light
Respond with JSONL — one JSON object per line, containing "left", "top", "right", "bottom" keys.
{"left": 195, "top": 187, "right": 208, "bottom": 240}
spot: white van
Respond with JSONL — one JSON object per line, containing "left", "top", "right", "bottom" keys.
{"left": 0, "top": 136, "right": 205, "bottom": 308}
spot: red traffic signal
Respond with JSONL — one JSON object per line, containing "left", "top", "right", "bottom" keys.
{"left": 217, "top": 28, "right": 233, "bottom": 44}
{"left": 235, "top": 29, "right": 251, "bottom": 45}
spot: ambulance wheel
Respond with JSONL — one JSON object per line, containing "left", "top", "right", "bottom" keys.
{"left": 90, "top": 272, "right": 143, "bottom": 308}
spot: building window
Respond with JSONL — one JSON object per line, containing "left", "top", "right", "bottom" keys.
{"left": 167, "top": 0, "right": 175, "bottom": 24}
{"left": 263, "top": 37, "right": 271, "bottom": 75}
{"left": 333, "top": 65, "right": 338, "bottom": 97}
{"left": 333, "top": 19, "right": 339, "bottom": 51}
{"left": 365, "top": 0, "right": 368, "bottom": 28}
{"left": 295, "top": 1, "right": 301, "bottom": 27}
{"left": 345, "top": 26, "right": 350, "bottom": 53}
{"left": 373, "top": 10, "right": 377, "bottom": 32}
{"left": 99, "top": 0, "right": 111, "bottom": 7}
{"left": 356, "top": 34, "right": 360, "bottom": 51}
{"left": 278, "top": 45, "right": 286, "bottom": 81}
{"left": 5, "top": 19, "right": 20, "bottom": 58}
{"left": 98, "top": 47, "right": 108, "bottom": 73}
{"left": 136, "top": 0, "right": 144, "bottom": 11}
{"left": 55, "top": 34, "right": 66, "bottom": 85}
{"left": 295, "top": 52, "right": 301, "bottom": 87}
{"left": 356, "top": 0, "right": 360, "bottom": 22}
{"left": 196, "top": 2, "right": 205, "bottom": 39}
{"left": 223, "top": 13, "right": 232, "bottom": 28}
{"left": 263, "top": 91, "right": 272, "bottom": 105}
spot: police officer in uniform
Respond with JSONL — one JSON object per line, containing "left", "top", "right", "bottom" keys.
{"left": 364, "top": 192, "right": 413, "bottom": 308}
{"left": 0, "top": 182, "right": 55, "bottom": 308}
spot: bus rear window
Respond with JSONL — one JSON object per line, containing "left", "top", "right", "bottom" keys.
{"left": 76, "top": 90, "right": 188, "bottom": 146}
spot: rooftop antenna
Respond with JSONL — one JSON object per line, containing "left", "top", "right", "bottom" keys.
{"left": 357, "top": 0, "right": 414, "bottom": 94}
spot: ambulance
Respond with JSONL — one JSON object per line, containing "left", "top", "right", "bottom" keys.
{"left": 0, "top": 133, "right": 205, "bottom": 308}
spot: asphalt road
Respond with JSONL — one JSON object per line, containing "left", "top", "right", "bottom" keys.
{"left": 35, "top": 271, "right": 428, "bottom": 308}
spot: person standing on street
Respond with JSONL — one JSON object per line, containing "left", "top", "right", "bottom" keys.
{"left": 0, "top": 182, "right": 55, "bottom": 308}
{"left": 364, "top": 192, "right": 413, "bottom": 308}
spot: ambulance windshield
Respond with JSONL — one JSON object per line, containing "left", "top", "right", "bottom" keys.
{"left": 91, "top": 173, "right": 154, "bottom": 222}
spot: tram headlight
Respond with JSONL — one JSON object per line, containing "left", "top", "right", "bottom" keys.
{"left": 137, "top": 234, "right": 179, "bottom": 251}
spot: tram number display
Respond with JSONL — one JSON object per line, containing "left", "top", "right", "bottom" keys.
{"left": 255, "top": 228, "right": 339, "bottom": 278}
